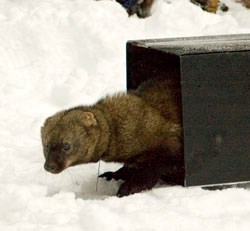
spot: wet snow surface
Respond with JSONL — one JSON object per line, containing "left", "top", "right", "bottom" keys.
{"left": 0, "top": 0, "right": 250, "bottom": 230}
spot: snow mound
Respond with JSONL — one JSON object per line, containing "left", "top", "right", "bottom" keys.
{"left": 0, "top": 0, "right": 250, "bottom": 230}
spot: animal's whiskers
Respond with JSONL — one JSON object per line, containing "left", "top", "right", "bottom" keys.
{"left": 96, "top": 161, "right": 101, "bottom": 193}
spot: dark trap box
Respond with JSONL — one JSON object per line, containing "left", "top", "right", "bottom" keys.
{"left": 126, "top": 34, "right": 250, "bottom": 187}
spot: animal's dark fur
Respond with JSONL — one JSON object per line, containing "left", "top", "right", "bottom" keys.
{"left": 41, "top": 79, "right": 184, "bottom": 197}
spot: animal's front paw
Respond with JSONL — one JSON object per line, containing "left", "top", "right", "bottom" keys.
{"left": 116, "top": 181, "right": 149, "bottom": 197}
{"left": 99, "top": 171, "right": 116, "bottom": 181}
{"left": 116, "top": 182, "right": 132, "bottom": 197}
{"left": 99, "top": 166, "right": 134, "bottom": 181}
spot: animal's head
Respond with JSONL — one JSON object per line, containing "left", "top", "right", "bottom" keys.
{"left": 41, "top": 109, "right": 101, "bottom": 174}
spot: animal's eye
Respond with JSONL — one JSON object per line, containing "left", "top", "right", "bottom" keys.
{"left": 62, "top": 143, "right": 71, "bottom": 151}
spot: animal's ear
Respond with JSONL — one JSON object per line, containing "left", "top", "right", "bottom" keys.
{"left": 83, "top": 112, "right": 97, "bottom": 127}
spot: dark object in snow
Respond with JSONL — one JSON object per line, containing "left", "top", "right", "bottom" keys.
{"left": 127, "top": 34, "right": 250, "bottom": 187}
{"left": 191, "top": 0, "right": 229, "bottom": 13}
{"left": 115, "top": 0, "right": 154, "bottom": 18}
{"left": 41, "top": 78, "right": 184, "bottom": 197}
{"left": 220, "top": 3, "right": 229, "bottom": 12}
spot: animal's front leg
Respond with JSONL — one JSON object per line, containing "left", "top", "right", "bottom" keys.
{"left": 160, "top": 164, "right": 185, "bottom": 186}
{"left": 116, "top": 166, "right": 160, "bottom": 197}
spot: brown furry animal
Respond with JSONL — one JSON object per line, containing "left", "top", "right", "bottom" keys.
{"left": 41, "top": 79, "right": 184, "bottom": 197}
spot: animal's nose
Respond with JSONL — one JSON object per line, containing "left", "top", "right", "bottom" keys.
{"left": 44, "top": 162, "right": 58, "bottom": 173}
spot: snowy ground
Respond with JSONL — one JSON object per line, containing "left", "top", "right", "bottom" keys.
{"left": 0, "top": 0, "right": 250, "bottom": 230}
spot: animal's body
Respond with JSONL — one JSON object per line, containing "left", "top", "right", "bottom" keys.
{"left": 41, "top": 79, "right": 184, "bottom": 197}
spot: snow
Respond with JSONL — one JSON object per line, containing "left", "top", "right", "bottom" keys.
{"left": 0, "top": 0, "right": 250, "bottom": 230}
